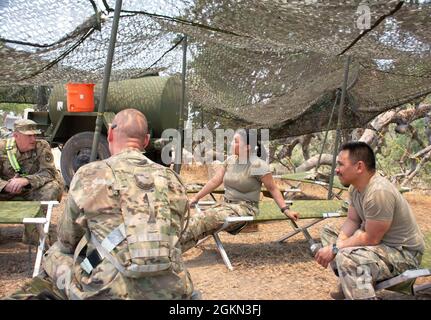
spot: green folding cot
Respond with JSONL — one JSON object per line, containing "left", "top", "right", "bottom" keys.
{"left": 0, "top": 201, "right": 58, "bottom": 277}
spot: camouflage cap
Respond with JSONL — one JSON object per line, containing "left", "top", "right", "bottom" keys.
{"left": 14, "top": 119, "right": 41, "bottom": 135}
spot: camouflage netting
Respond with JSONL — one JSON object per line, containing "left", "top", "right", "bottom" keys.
{"left": 1, "top": 0, "right": 431, "bottom": 138}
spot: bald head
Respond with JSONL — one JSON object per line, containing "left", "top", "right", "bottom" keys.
{"left": 112, "top": 109, "right": 148, "bottom": 139}
{"left": 108, "top": 108, "right": 150, "bottom": 154}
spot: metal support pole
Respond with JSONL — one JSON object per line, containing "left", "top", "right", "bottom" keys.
{"left": 328, "top": 56, "right": 351, "bottom": 199}
{"left": 201, "top": 105, "right": 204, "bottom": 129}
{"left": 315, "top": 90, "right": 339, "bottom": 173}
{"left": 90, "top": 0, "right": 122, "bottom": 162}
{"left": 174, "top": 35, "right": 187, "bottom": 173}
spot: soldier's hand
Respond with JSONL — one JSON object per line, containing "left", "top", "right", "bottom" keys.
{"left": 188, "top": 196, "right": 199, "bottom": 208}
{"left": 4, "top": 182, "right": 15, "bottom": 194}
{"left": 287, "top": 210, "right": 299, "bottom": 221}
{"left": 6, "top": 177, "right": 29, "bottom": 194}
{"left": 315, "top": 245, "right": 335, "bottom": 268}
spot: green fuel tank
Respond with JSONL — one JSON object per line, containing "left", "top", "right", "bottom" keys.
{"left": 45, "top": 76, "right": 183, "bottom": 187}
{"left": 48, "top": 76, "right": 182, "bottom": 137}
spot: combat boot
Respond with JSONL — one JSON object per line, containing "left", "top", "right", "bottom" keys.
{"left": 329, "top": 283, "right": 345, "bottom": 300}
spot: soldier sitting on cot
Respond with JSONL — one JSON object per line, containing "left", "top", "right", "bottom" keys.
{"left": 0, "top": 119, "right": 63, "bottom": 243}
{"left": 5, "top": 109, "right": 194, "bottom": 300}
{"left": 315, "top": 141, "right": 425, "bottom": 300}
{"left": 180, "top": 129, "right": 299, "bottom": 252}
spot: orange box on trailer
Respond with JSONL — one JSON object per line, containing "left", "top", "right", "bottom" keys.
{"left": 66, "top": 83, "right": 95, "bottom": 112}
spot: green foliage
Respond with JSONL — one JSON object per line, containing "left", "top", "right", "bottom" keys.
{"left": 0, "top": 103, "right": 34, "bottom": 115}
{"left": 290, "top": 144, "right": 304, "bottom": 167}
{"left": 378, "top": 120, "right": 431, "bottom": 184}
{"left": 270, "top": 110, "right": 430, "bottom": 186}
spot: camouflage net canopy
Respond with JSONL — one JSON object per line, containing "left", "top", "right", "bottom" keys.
{"left": 1, "top": 0, "right": 431, "bottom": 138}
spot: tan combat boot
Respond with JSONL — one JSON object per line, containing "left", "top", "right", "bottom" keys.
{"left": 329, "top": 283, "right": 345, "bottom": 300}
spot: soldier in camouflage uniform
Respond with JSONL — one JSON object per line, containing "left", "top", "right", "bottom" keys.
{"left": 7, "top": 109, "right": 194, "bottom": 300}
{"left": 181, "top": 129, "right": 299, "bottom": 252}
{"left": 0, "top": 126, "right": 11, "bottom": 139}
{"left": 0, "top": 119, "right": 63, "bottom": 201}
{"left": 315, "top": 142, "right": 425, "bottom": 300}
{"left": 0, "top": 119, "right": 63, "bottom": 243}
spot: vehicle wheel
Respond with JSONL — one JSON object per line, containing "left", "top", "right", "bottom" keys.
{"left": 60, "top": 131, "right": 110, "bottom": 187}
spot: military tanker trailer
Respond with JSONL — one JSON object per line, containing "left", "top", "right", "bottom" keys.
{"left": 28, "top": 76, "right": 183, "bottom": 186}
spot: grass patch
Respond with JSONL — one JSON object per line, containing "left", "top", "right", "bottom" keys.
{"left": 421, "top": 232, "right": 431, "bottom": 269}
{"left": 0, "top": 103, "right": 33, "bottom": 115}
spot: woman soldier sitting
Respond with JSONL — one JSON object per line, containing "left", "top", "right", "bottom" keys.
{"left": 181, "top": 129, "right": 299, "bottom": 252}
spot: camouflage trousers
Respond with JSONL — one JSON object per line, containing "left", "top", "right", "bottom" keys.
{"left": 321, "top": 224, "right": 422, "bottom": 299}
{"left": 3, "top": 269, "right": 68, "bottom": 300}
{"left": 0, "top": 180, "right": 63, "bottom": 243}
{"left": 6, "top": 241, "right": 195, "bottom": 300}
{"left": 180, "top": 201, "right": 258, "bottom": 253}
{"left": 0, "top": 180, "right": 63, "bottom": 202}
{"left": 3, "top": 243, "right": 76, "bottom": 300}
{"left": 16, "top": 242, "right": 193, "bottom": 300}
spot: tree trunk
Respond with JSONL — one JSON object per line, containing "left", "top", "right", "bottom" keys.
{"left": 301, "top": 134, "right": 314, "bottom": 160}
{"left": 425, "top": 113, "right": 431, "bottom": 145}
{"left": 401, "top": 148, "right": 431, "bottom": 187}
{"left": 296, "top": 154, "right": 333, "bottom": 172}
{"left": 359, "top": 103, "right": 431, "bottom": 144}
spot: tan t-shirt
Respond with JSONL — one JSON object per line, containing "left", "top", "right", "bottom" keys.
{"left": 223, "top": 155, "right": 271, "bottom": 205}
{"left": 349, "top": 173, "right": 425, "bottom": 253}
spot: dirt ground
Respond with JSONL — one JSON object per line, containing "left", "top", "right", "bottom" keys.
{"left": 1, "top": 164, "right": 430, "bottom": 300}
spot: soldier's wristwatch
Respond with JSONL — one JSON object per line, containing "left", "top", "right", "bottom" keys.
{"left": 280, "top": 206, "right": 289, "bottom": 213}
{"left": 332, "top": 243, "right": 339, "bottom": 255}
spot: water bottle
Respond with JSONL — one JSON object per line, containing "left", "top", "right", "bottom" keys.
{"left": 310, "top": 243, "right": 322, "bottom": 255}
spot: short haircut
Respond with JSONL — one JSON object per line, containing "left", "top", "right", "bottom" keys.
{"left": 112, "top": 108, "right": 148, "bottom": 140}
{"left": 340, "top": 141, "right": 376, "bottom": 171}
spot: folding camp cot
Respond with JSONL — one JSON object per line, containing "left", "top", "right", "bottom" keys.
{"left": 375, "top": 267, "right": 431, "bottom": 297}
{"left": 195, "top": 199, "right": 346, "bottom": 270}
{"left": 276, "top": 172, "right": 411, "bottom": 198}
{"left": 276, "top": 171, "right": 347, "bottom": 190}
{"left": 186, "top": 183, "right": 302, "bottom": 201}
{"left": 0, "top": 201, "right": 58, "bottom": 277}
{"left": 273, "top": 172, "right": 348, "bottom": 200}
{"left": 195, "top": 199, "right": 431, "bottom": 298}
